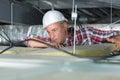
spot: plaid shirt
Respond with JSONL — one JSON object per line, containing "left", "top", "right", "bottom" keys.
{"left": 25, "top": 27, "right": 120, "bottom": 47}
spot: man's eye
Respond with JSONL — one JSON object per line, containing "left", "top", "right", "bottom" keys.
{"left": 47, "top": 31, "right": 50, "bottom": 34}
{"left": 53, "top": 29, "right": 57, "bottom": 32}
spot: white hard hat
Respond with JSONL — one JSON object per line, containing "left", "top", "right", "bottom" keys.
{"left": 42, "top": 10, "right": 67, "bottom": 29}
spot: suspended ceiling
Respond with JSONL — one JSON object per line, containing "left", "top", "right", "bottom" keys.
{"left": 3, "top": 0, "right": 120, "bottom": 24}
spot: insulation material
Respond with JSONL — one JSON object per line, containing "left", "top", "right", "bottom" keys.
{"left": 0, "top": 46, "right": 39, "bottom": 54}
{"left": 1, "top": 43, "right": 115, "bottom": 57}
{"left": 29, "top": 43, "right": 115, "bottom": 57}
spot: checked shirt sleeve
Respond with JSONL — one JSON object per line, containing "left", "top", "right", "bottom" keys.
{"left": 91, "top": 28, "right": 116, "bottom": 44}
{"left": 76, "top": 27, "right": 120, "bottom": 45}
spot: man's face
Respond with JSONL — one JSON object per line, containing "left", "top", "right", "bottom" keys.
{"left": 45, "top": 22, "right": 68, "bottom": 44}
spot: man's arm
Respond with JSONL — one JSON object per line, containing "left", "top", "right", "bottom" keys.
{"left": 27, "top": 37, "right": 64, "bottom": 48}
{"left": 28, "top": 37, "right": 50, "bottom": 48}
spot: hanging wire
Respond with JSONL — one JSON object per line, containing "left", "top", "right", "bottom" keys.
{"left": 0, "top": 2, "right": 14, "bottom": 47}
{"left": 0, "top": 2, "right": 14, "bottom": 53}
{"left": 73, "top": 5, "right": 77, "bottom": 54}
{"left": 110, "top": 0, "right": 113, "bottom": 26}
{"left": 11, "top": 2, "right": 14, "bottom": 25}
{"left": 71, "top": 0, "right": 78, "bottom": 54}
{"left": 0, "top": 29, "right": 13, "bottom": 46}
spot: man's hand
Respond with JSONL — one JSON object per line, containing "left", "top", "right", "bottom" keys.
{"left": 107, "top": 35, "right": 120, "bottom": 51}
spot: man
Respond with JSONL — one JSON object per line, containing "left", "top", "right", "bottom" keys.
{"left": 26, "top": 10, "right": 120, "bottom": 50}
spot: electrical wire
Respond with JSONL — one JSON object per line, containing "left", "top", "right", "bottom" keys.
{"left": 0, "top": 27, "right": 13, "bottom": 46}
{"left": 0, "top": 34, "right": 13, "bottom": 46}
{"left": 93, "top": 52, "right": 120, "bottom": 64}
{"left": 110, "top": 0, "right": 113, "bottom": 30}
{"left": 0, "top": 30, "right": 13, "bottom": 54}
{"left": 0, "top": 46, "right": 13, "bottom": 54}
{"left": 0, "top": 38, "right": 119, "bottom": 60}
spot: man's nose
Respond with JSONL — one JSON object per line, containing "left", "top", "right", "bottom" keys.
{"left": 50, "top": 33, "right": 55, "bottom": 39}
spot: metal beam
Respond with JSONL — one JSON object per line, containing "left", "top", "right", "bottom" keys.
{"left": 0, "top": 0, "right": 43, "bottom": 25}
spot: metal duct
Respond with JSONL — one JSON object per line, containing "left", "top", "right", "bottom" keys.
{"left": 0, "top": 25, "right": 48, "bottom": 46}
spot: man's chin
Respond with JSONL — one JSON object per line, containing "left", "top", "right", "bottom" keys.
{"left": 52, "top": 41, "right": 61, "bottom": 44}
{"left": 52, "top": 40, "right": 60, "bottom": 43}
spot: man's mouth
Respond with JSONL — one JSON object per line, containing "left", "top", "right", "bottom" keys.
{"left": 52, "top": 39, "right": 57, "bottom": 42}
